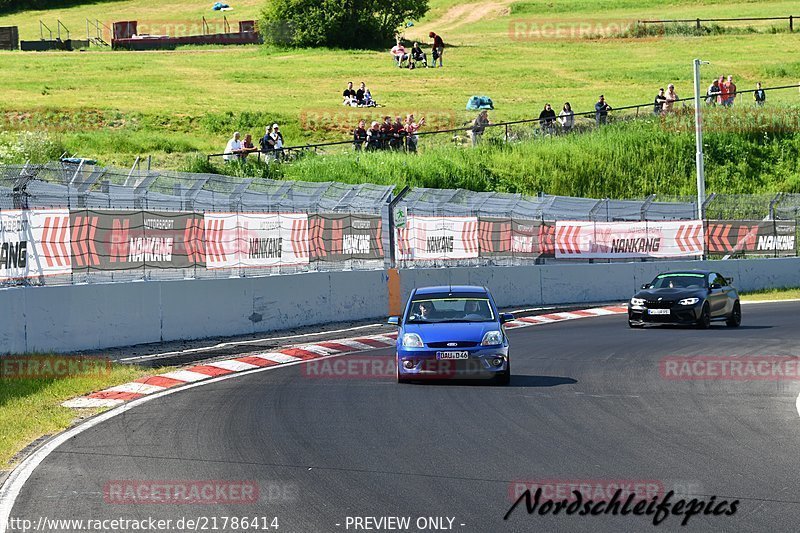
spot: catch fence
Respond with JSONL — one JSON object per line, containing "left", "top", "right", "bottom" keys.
{"left": 0, "top": 161, "right": 797, "bottom": 287}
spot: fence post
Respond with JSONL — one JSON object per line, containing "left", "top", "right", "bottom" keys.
{"left": 790, "top": 15, "right": 794, "bottom": 32}
{"left": 505, "top": 124, "right": 509, "bottom": 143}
{"left": 696, "top": 18, "right": 701, "bottom": 30}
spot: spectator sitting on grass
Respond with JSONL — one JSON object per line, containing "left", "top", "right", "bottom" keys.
{"left": 558, "top": 103, "right": 574, "bottom": 132}
{"left": 404, "top": 114, "right": 425, "bottom": 153}
{"left": 366, "top": 121, "right": 382, "bottom": 151}
{"left": 538, "top": 103, "right": 557, "bottom": 134}
{"left": 391, "top": 41, "right": 409, "bottom": 68}
{"left": 223, "top": 131, "right": 243, "bottom": 162}
{"left": 469, "top": 110, "right": 489, "bottom": 146}
{"left": 663, "top": 84, "right": 679, "bottom": 113}
{"left": 595, "top": 95, "right": 612, "bottom": 125}
{"left": 353, "top": 120, "right": 367, "bottom": 151}
{"left": 706, "top": 79, "right": 720, "bottom": 106}
{"left": 654, "top": 88, "right": 666, "bottom": 114}
{"left": 754, "top": 82, "right": 766, "bottom": 107}
{"left": 343, "top": 81, "right": 358, "bottom": 106}
{"left": 411, "top": 42, "right": 427, "bottom": 68}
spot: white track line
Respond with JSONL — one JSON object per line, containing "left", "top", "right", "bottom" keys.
{"left": 206, "top": 360, "right": 260, "bottom": 372}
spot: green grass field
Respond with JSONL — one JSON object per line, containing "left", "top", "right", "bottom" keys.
{"left": 3, "top": 0, "right": 800, "bottom": 195}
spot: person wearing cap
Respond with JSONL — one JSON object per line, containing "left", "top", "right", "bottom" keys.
{"left": 429, "top": 31, "right": 444, "bottom": 67}
{"left": 595, "top": 95, "right": 612, "bottom": 126}
{"left": 269, "top": 124, "right": 284, "bottom": 159}
{"left": 223, "top": 131, "right": 243, "bottom": 162}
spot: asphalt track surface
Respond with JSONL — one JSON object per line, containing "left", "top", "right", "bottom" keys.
{"left": 7, "top": 301, "right": 800, "bottom": 533}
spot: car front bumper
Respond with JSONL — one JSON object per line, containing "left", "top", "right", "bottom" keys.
{"left": 396, "top": 345, "right": 509, "bottom": 380}
{"left": 628, "top": 303, "right": 703, "bottom": 325}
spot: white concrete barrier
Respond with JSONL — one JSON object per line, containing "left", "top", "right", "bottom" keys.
{"left": 1, "top": 258, "right": 798, "bottom": 353}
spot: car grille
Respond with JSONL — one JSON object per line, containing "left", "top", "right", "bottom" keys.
{"left": 644, "top": 299, "right": 676, "bottom": 309}
{"left": 427, "top": 341, "right": 479, "bottom": 348}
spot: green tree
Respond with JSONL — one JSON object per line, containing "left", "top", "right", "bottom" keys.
{"left": 261, "top": 0, "right": 428, "bottom": 48}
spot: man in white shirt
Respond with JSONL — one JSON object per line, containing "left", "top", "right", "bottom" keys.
{"left": 223, "top": 132, "right": 243, "bottom": 162}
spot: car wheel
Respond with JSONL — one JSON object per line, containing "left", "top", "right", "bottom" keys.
{"left": 628, "top": 320, "right": 643, "bottom": 329}
{"left": 726, "top": 301, "right": 741, "bottom": 327}
{"left": 696, "top": 303, "right": 711, "bottom": 329}
{"left": 495, "top": 361, "right": 511, "bottom": 386}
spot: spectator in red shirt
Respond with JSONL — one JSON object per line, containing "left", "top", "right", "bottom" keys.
{"left": 390, "top": 116, "right": 406, "bottom": 150}
{"left": 723, "top": 75, "right": 736, "bottom": 107}
{"left": 717, "top": 75, "right": 728, "bottom": 106}
{"left": 405, "top": 114, "right": 426, "bottom": 152}
{"left": 429, "top": 31, "right": 444, "bottom": 67}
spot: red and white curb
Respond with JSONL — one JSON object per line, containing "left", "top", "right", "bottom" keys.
{"left": 61, "top": 305, "right": 627, "bottom": 409}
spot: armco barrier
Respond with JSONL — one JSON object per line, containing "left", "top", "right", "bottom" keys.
{"left": 1, "top": 258, "right": 798, "bottom": 354}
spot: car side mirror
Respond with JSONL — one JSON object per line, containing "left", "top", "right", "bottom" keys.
{"left": 709, "top": 283, "right": 721, "bottom": 290}
{"left": 387, "top": 316, "right": 399, "bottom": 326}
{"left": 500, "top": 313, "right": 515, "bottom": 323}
{"left": 641, "top": 284, "right": 650, "bottom": 290}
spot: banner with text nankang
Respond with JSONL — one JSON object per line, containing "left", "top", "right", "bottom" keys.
{"left": 555, "top": 220, "right": 705, "bottom": 259}
{"left": 396, "top": 216, "right": 479, "bottom": 261}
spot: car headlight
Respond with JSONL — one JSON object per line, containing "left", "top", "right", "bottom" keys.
{"left": 401, "top": 333, "right": 423, "bottom": 347}
{"left": 481, "top": 330, "right": 503, "bottom": 346}
{"left": 678, "top": 297, "right": 700, "bottom": 306}
{"left": 630, "top": 298, "right": 645, "bottom": 307}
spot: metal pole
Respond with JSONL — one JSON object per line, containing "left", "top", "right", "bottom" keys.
{"left": 693, "top": 58, "right": 707, "bottom": 221}
{"left": 387, "top": 186, "right": 411, "bottom": 268}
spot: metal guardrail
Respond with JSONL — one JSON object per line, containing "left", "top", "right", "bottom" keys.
{"left": 638, "top": 16, "right": 800, "bottom": 31}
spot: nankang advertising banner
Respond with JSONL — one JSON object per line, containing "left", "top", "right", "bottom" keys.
{"left": 204, "top": 212, "right": 309, "bottom": 269}
{"left": 555, "top": 220, "right": 705, "bottom": 259}
{"left": 309, "top": 214, "right": 383, "bottom": 261}
{"left": 476, "top": 217, "right": 555, "bottom": 258}
{"left": 705, "top": 220, "right": 796, "bottom": 256}
{"left": 396, "top": 216, "right": 479, "bottom": 261}
{"left": 0, "top": 209, "right": 72, "bottom": 281}
{"left": 69, "top": 210, "right": 205, "bottom": 271}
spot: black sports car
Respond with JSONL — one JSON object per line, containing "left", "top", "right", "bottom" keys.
{"left": 628, "top": 270, "right": 741, "bottom": 328}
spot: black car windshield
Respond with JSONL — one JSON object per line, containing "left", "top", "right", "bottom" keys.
{"left": 406, "top": 297, "right": 495, "bottom": 323}
{"left": 650, "top": 273, "right": 707, "bottom": 289}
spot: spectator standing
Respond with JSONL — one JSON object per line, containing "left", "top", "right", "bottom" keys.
{"left": 223, "top": 132, "right": 243, "bottom": 162}
{"left": 353, "top": 120, "right": 367, "bottom": 151}
{"left": 343, "top": 82, "right": 357, "bottom": 106}
{"left": 379, "top": 116, "right": 393, "bottom": 149}
{"left": 241, "top": 134, "right": 256, "bottom": 159}
{"left": 469, "top": 110, "right": 490, "bottom": 146}
{"left": 366, "top": 121, "right": 382, "bottom": 151}
{"left": 391, "top": 116, "right": 406, "bottom": 150}
{"left": 595, "top": 95, "right": 612, "bottom": 126}
{"left": 411, "top": 42, "right": 428, "bottom": 68}
{"left": 558, "top": 103, "right": 574, "bottom": 132}
{"left": 269, "top": 123, "right": 284, "bottom": 159}
{"left": 754, "top": 82, "right": 766, "bottom": 107}
{"left": 538, "top": 103, "right": 557, "bottom": 134}
{"left": 722, "top": 75, "right": 736, "bottom": 107}
{"left": 404, "top": 114, "right": 425, "bottom": 153}
{"left": 663, "top": 84, "right": 679, "bottom": 113}
{"left": 654, "top": 88, "right": 666, "bottom": 114}
{"left": 717, "top": 75, "right": 727, "bottom": 106}
{"left": 429, "top": 31, "right": 444, "bottom": 67}
{"left": 706, "top": 79, "right": 720, "bottom": 106}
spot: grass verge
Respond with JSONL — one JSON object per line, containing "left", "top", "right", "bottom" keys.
{"left": 0, "top": 360, "right": 163, "bottom": 469}
{"left": 740, "top": 287, "right": 800, "bottom": 301}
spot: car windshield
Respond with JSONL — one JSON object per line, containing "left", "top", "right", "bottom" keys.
{"left": 406, "top": 296, "right": 495, "bottom": 323}
{"left": 650, "top": 273, "right": 707, "bottom": 289}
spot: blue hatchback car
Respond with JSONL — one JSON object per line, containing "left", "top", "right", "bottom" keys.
{"left": 388, "top": 286, "right": 513, "bottom": 385}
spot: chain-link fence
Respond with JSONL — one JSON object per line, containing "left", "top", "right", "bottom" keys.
{"left": 0, "top": 161, "right": 797, "bottom": 286}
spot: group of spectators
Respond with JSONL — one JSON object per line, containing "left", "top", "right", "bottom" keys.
{"left": 223, "top": 124, "right": 284, "bottom": 162}
{"left": 390, "top": 31, "right": 444, "bottom": 69}
{"left": 533, "top": 96, "right": 611, "bottom": 134}
{"left": 342, "top": 81, "right": 380, "bottom": 107}
{"left": 353, "top": 114, "right": 426, "bottom": 152}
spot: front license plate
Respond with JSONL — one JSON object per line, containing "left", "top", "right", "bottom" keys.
{"left": 436, "top": 351, "right": 470, "bottom": 360}
{"left": 648, "top": 309, "right": 670, "bottom": 315}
